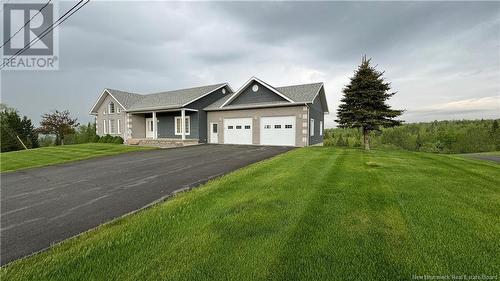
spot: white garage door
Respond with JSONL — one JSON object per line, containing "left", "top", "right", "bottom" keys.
{"left": 260, "top": 116, "right": 296, "bottom": 146}
{"left": 224, "top": 118, "right": 253, "bottom": 145}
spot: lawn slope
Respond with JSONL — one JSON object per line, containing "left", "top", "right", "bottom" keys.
{"left": 1, "top": 148, "right": 499, "bottom": 280}
{"left": 0, "top": 143, "right": 155, "bottom": 172}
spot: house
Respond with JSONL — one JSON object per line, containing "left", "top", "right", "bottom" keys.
{"left": 89, "top": 77, "right": 329, "bottom": 147}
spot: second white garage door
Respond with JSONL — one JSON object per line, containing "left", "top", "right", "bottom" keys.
{"left": 260, "top": 116, "right": 296, "bottom": 146}
{"left": 224, "top": 118, "right": 253, "bottom": 145}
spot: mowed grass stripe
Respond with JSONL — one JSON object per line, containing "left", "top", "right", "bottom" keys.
{"left": 0, "top": 143, "right": 155, "bottom": 172}
{"left": 1, "top": 148, "right": 499, "bottom": 281}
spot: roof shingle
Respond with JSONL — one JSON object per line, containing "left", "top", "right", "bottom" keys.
{"left": 104, "top": 83, "right": 226, "bottom": 111}
{"left": 204, "top": 82, "right": 323, "bottom": 110}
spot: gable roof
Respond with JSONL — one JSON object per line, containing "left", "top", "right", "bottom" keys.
{"left": 220, "top": 77, "right": 294, "bottom": 108}
{"left": 205, "top": 78, "right": 328, "bottom": 112}
{"left": 127, "top": 83, "right": 227, "bottom": 111}
{"left": 90, "top": 83, "right": 229, "bottom": 114}
{"left": 106, "top": 89, "right": 144, "bottom": 109}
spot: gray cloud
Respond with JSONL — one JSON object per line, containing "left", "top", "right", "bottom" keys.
{"left": 1, "top": 1, "right": 498, "bottom": 128}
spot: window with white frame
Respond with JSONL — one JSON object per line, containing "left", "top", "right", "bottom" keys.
{"left": 117, "top": 119, "right": 121, "bottom": 134}
{"left": 108, "top": 102, "right": 115, "bottom": 114}
{"left": 175, "top": 116, "right": 190, "bottom": 135}
{"left": 320, "top": 121, "right": 323, "bottom": 136}
{"left": 109, "top": 120, "right": 116, "bottom": 134}
{"left": 310, "top": 118, "right": 315, "bottom": 136}
{"left": 103, "top": 120, "right": 107, "bottom": 134}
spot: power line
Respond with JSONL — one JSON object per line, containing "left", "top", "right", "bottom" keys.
{"left": 0, "top": 0, "right": 52, "bottom": 49}
{"left": 0, "top": 0, "right": 90, "bottom": 70}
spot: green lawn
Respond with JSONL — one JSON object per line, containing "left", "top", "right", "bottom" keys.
{"left": 1, "top": 147, "right": 499, "bottom": 280}
{"left": 0, "top": 143, "right": 155, "bottom": 172}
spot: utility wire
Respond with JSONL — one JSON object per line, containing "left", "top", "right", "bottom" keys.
{"left": 0, "top": 0, "right": 52, "bottom": 49}
{"left": 0, "top": 0, "right": 90, "bottom": 70}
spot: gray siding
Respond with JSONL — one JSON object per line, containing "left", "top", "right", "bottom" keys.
{"left": 184, "top": 86, "right": 231, "bottom": 142}
{"left": 95, "top": 94, "right": 126, "bottom": 139}
{"left": 308, "top": 91, "right": 325, "bottom": 145}
{"left": 207, "top": 106, "right": 309, "bottom": 147}
{"left": 229, "top": 81, "right": 286, "bottom": 106}
{"left": 130, "top": 114, "right": 145, "bottom": 138}
{"left": 157, "top": 111, "right": 198, "bottom": 139}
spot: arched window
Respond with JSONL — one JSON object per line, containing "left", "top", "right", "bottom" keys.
{"left": 108, "top": 102, "right": 115, "bottom": 114}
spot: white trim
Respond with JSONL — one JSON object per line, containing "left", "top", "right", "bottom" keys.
{"left": 309, "top": 83, "right": 329, "bottom": 114}
{"left": 310, "top": 118, "right": 315, "bottom": 137}
{"left": 108, "top": 102, "right": 116, "bottom": 114}
{"left": 89, "top": 89, "right": 127, "bottom": 114}
{"left": 117, "top": 119, "right": 121, "bottom": 134}
{"left": 220, "top": 77, "right": 294, "bottom": 108}
{"left": 152, "top": 112, "right": 158, "bottom": 139}
{"left": 174, "top": 115, "right": 190, "bottom": 136}
{"left": 180, "top": 83, "right": 231, "bottom": 107}
{"left": 126, "top": 107, "right": 199, "bottom": 113}
{"left": 320, "top": 121, "right": 323, "bottom": 136}
{"left": 103, "top": 120, "right": 107, "bottom": 134}
{"left": 206, "top": 102, "right": 307, "bottom": 111}
{"left": 109, "top": 120, "right": 116, "bottom": 134}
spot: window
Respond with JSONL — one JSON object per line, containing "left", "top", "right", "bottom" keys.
{"left": 108, "top": 102, "right": 115, "bottom": 114}
{"left": 148, "top": 120, "right": 154, "bottom": 132}
{"left": 117, "top": 119, "right": 121, "bottom": 134}
{"left": 228, "top": 125, "right": 234, "bottom": 129}
{"left": 236, "top": 125, "right": 242, "bottom": 129}
{"left": 244, "top": 125, "right": 251, "bottom": 129}
{"left": 212, "top": 123, "right": 218, "bottom": 133}
{"left": 109, "top": 120, "right": 116, "bottom": 134}
{"left": 252, "top": 84, "right": 259, "bottom": 92}
{"left": 310, "top": 118, "right": 315, "bottom": 136}
{"left": 103, "top": 120, "right": 107, "bottom": 134}
{"left": 274, "top": 125, "right": 281, "bottom": 129}
{"left": 264, "top": 125, "right": 271, "bottom": 129}
{"left": 320, "top": 121, "right": 323, "bottom": 136}
{"left": 117, "top": 107, "right": 121, "bottom": 113}
{"left": 175, "top": 116, "right": 190, "bottom": 135}
{"left": 222, "top": 88, "right": 226, "bottom": 94}
{"left": 285, "top": 124, "right": 293, "bottom": 129}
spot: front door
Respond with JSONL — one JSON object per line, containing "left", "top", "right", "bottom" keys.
{"left": 210, "top": 122, "right": 218, "bottom": 143}
{"left": 145, "top": 118, "right": 154, "bottom": 138}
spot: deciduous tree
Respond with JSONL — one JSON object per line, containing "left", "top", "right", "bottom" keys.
{"left": 39, "top": 110, "right": 79, "bottom": 145}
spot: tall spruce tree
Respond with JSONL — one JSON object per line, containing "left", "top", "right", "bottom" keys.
{"left": 336, "top": 56, "right": 403, "bottom": 150}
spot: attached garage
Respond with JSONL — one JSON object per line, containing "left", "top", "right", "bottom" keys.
{"left": 223, "top": 118, "right": 252, "bottom": 145}
{"left": 260, "top": 116, "right": 296, "bottom": 146}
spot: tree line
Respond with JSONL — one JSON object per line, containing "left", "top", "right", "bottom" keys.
{"left": 324, "top": 119, "right": 500, "bottom": 154}
{"left": 1, "top": 104, "right": 122, "bottom": 153}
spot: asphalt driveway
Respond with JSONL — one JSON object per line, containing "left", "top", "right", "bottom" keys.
{"left": 0, "top": 144, "right": 292, "bottom": 265}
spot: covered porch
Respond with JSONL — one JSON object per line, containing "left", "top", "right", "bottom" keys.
{"left": 125, "top": 108, "right": 200, "bottom": 147}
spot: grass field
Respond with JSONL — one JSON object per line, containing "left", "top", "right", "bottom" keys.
{"left": 0, "top": 143, "right": 155, "bottom": 172}
{"left": 1, "top": 147, "right": 499, "bottom": 280}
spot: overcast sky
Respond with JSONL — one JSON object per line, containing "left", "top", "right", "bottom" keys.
{"left": 1, "top": 1, "right": 499, "bottom": 128}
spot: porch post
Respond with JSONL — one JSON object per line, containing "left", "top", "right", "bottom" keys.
{"left": 152, "top": 111, "right": 157, "bottom": 139}
{"left": 181, "top": 108, "right": 186, "bottom": 140}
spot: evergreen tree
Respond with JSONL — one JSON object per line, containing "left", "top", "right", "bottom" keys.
{"left": 336, "top": 56, "right": 403, "bottom": 150}
{"left": 492, "top": 120, "right": 500, "bottom": 150}
{"left": 0, "top": 104, "right": 39, "bottom": 152}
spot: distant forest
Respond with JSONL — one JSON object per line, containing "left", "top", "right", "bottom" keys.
{"left": 324, "top": 119, "right": 500, "bottom": 154}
